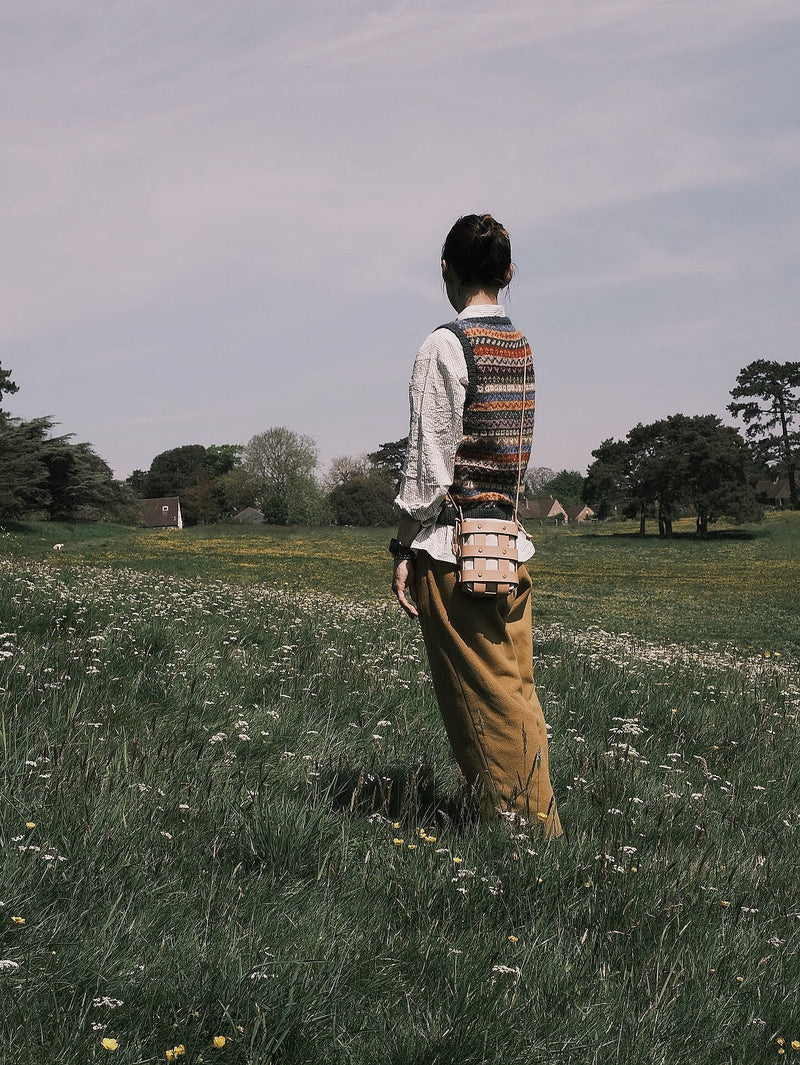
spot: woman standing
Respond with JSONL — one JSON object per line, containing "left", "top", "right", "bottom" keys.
{"left": 390, "top": 214, "right": 561, "bottom": 835}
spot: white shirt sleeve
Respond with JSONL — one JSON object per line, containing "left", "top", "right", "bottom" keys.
{"left": 395, "top": 328, "right": 468, "bottom": 524}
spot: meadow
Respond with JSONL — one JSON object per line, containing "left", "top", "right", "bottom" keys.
{"left": 0, "top": 514, "right": 798, "bottom": 1063}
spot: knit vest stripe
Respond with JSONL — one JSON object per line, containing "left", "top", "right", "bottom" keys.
{"left": 437, "top": 316, "right": 534, "bottom": 514}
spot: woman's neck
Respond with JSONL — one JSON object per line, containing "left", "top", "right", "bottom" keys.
{"left": 463, "top": 289, "right": 499, "bottom": 308}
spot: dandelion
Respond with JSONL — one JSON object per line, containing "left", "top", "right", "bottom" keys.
{"left": 777, "top": 1038, "right": 785, "bottom": 1046}
{"left": 720, "top": 901, "right": 731, "bottom": 908}
{"left": 407, "top": 844, "right": 417, "bottom": 850}
{"left": 25, "top": 822, "right": 36, "bottom": 830}
{"left": 392, "top": 838, "right": 404, "bottom": 846}
{"left": 213, "top": 1036, "right": 226, "bottom": 1048}
{"left": 101, "top": 1038, "right": 119, "bottom": 1051}
{"left": 11, "top": 917, "right": 25, "bottom": 925}
{"left": 453, "top": 857, "right": 462, "bottom": 865}
{"left": 508, "top": 935, "right": 518, "bottom": 944}
{"left": 792, "top": 1042, "right": 800, "bottom": 1051}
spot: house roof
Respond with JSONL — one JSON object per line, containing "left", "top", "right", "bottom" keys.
{"left": 756, "top": 477, "right": 791, "bottom": 500}
{"left": 233, "top": 507, "right": 265, "bottom": 523}
{"left": 519, "top": 497, "right": 567, "bottom": 520}
{"left": 565, "top": 503, "right": 595, "bottom": 521}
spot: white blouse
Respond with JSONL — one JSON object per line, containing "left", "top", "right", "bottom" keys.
{"left": 395, "top": 303, "right": 535, "bottom": 565}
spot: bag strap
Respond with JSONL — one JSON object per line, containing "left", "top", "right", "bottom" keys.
{"left": 513, "top": 355, "right": 528, "bottom": 524}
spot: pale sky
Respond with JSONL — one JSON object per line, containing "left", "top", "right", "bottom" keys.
{"left": 3, "top": 0, "right": 799, "bottom": 479}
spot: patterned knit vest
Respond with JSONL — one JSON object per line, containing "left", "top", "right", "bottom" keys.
{"left": 440, "top": 315, "right": 534, "bottom": 519}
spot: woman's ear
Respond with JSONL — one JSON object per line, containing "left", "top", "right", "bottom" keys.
{"left": 506, "top": 263, "right": 515, "bottom": 286}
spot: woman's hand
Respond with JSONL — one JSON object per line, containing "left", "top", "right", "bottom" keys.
{"left": 392, "top": 558, "right": 418, "bottom": 618}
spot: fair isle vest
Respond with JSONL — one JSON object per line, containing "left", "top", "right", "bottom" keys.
{"left": 439, "top": 315, "right": 534, "bottom": 522}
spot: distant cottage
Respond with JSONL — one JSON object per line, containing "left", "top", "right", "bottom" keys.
{"left": 232, "top": 507, "right": 265, "bottom": 525}
{"left": 756, "top": 478, "right": 792, "bottom": 508}
{"left": 141, "top": 497, "right": 183, "bottom": 529}
{"left": 565, "top": 503, "right": 596, "bottom": 523}
{"left": 518, "top": 497, "right": 569, "bottom": 524}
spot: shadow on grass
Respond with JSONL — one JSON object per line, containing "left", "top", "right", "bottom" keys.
{"left": 317, "top": 762, "right": 478, "bottom": 829}
{"left": 580, "top": 528, "right": 760, "bottom": 542}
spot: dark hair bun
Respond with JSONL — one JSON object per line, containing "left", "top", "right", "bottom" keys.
{"left": 442, "top": 213, "right": 512, "bottom": 290}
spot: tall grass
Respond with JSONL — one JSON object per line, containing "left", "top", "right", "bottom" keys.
{"left": 1, "top": 517, "right": 799, "bottom": 1063}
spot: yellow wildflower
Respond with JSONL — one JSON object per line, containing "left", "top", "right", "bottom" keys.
{"left": 166, "top": 1052, "right": 174, "bottom": 1062}
{"left": 392, "top": 838, "right": 404, "bottom": 846}
{"left": 26, "top": 822, "right": 36, "bottom": 830}
{"left": 407, "top": 844, "right": 417, "bottom": 850}
{"left": 777, "top": 1038, "right": 785, "bottom": 1046}
{"left": 508, "top": 935, "right": 518, "bottom": 944}
{"left": 453, "top": 857, "right": 462, "bottom": 864}
{"left": 213, "top": 1036, "right": 226, "bottom": 1048}
{"left": 720, "top": 901, "right": 730, "bottom": 907}
{"left": 792, "top": 1042, "right": 800, "bottom": 1050}
{"left": 102, "top": 1038, "right": 119, "bottom": 1051}
{"left": 11, "top": 917, "right": 25, "bottom": 925}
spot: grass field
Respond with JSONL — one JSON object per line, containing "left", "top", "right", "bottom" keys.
{"left": 1, "top": 514, "right": 798, "bottom": 1063}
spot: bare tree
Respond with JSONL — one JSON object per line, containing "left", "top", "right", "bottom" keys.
{"left": 324, "top": 453, "right": 370, "bottom": 491}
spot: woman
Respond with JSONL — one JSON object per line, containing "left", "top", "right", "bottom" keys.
{"left": 390, "top": 213, "right": 561, "bottom": 834}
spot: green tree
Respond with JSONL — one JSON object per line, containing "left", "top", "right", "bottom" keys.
{"left": 217, "top": 467, "right": 260, "bottom": 515}
{"left": 0, "top": 362, "right": 19, "bottom": 405}
{"left": 367, "top": 438, "right": 408, "bottom": 493}
{"left": 126, "top": 469, "right": 148, "bottom": 496}
{"left": 537, "top": 469, "right": 584, "bottom": 506}
{"left": 0, "top": 415, "right": 51, "bottom": 519}
{"left": 728, "top": 359, "right": 800, "bottom": 508}
{"left": 40, "top": 435, "right": 121, "bottom": 521}
{"left": 204, "top": 444, "right": 244, "bottom": 478}
{"left": 329, "top": 474, "right": 396, "bottom": 526}
{"left": 144, "top": 445, "right": 208, "bottom": 499}
{"left": 244, "top": 427, "right": 328, "bottom": 525}
{"left": 584, "top": 416, "right": 760, "bottom": 537}
{"left": 661, "top": 414, "right": 761, "bottom": 538}
{"left": 583, "top": 437, "right": 641, "bottom": 525}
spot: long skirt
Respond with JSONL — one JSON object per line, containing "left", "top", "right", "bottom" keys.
{"left": 414, "top": 552, "right": 561, "bottom": 836}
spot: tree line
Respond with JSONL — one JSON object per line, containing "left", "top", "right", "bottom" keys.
{"left": 125, "top": 432, "right": 406, "bottom": 526}
{"left": 1, "top": 358, "right": 797, "bottom": 530}
{"left": 580, "top": 360, "right": 799, "bottom": 536}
